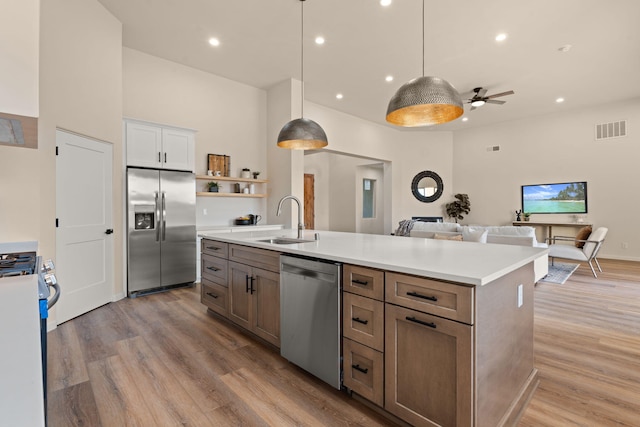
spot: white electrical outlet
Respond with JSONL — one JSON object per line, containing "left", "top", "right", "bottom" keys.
{"left": 203, "top": 208, "right": 208, "bottom": 215}
{"left": 517, "top": 284, "right": 524, "bottom": 308}
{"left": 622, "top": 242, "right": 628, "bottom": 249}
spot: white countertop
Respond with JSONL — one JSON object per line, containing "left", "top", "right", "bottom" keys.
{"left": 197, "top": 224, "right": 284, "bottom": 232}
{"left": 199, "top": 229, "right": 548, "bottom": 286}
{"left": 0, "top": 275, "right": 45, "bottom": 427}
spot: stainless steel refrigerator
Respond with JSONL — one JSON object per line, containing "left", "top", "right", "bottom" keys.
{"left": 127, "top": 167, "right": 196, "bottom": 296}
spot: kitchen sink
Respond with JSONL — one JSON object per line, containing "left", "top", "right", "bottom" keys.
{"left": 257, "top": 237, "right": 315, "bottom": 245}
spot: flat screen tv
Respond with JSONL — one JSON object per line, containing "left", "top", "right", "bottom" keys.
{"left": 521, "top": 181, "right": 588, "bottom": 214}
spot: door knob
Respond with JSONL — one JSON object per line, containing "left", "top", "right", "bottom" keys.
{"left": 105, "top": 229, "right": 114, "bottom": 234}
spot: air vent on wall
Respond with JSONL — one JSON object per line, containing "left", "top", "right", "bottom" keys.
{"left": 595, "top": 120, "right": 627, "bottom": 140}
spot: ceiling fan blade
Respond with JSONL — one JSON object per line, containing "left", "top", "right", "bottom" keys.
{"left": 476, "top": 88, "right": 488, "bottom": 98}
{"left": 486, "top": 90, "right": 514, "bottom": 99}
{"left": 470, "top": 105, "right": 477, "bottom": 111}
{"left": 486, "top": 99, "right": 506, "bottom": 105}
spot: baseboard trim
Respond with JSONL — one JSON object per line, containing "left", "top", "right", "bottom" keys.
{"left": 498, "top": 368, "right": 539, "bottom": 427}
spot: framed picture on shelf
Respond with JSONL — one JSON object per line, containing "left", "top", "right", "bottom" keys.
{"left": 207, "top": 154, "right": 230, "bottom": 177}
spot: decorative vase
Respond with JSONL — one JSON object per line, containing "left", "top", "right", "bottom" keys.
{"left": 241, "top": 169, "right": 251, "bottom": 179}
{"left": 209, "top": 187, "right": 218, "bottom": 193}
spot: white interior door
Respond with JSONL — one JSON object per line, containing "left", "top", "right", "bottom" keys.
{"left": 55, "top": 130, "right": 113, "bottom": 324}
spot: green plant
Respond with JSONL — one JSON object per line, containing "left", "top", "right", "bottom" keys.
{"left": 252, "top": 171, "right": 260, "bottom": 179}
{"left": 207, "top": 181, "right": 219, "bottom": 189}
{"left": 523, "top": 212, "right": 531, "bottom": 218}
{"left": 445, "top": 193, "right": 471, "bottom": 223}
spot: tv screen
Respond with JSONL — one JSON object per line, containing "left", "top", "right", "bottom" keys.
{"left": 521, "top": 181, "right": 588, "bottom": 214}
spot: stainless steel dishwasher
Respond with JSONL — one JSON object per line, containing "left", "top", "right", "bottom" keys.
{"left": 280, "top": 255, "right": 342, "bottom": 389}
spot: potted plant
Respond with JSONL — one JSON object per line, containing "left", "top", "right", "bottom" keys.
{"left": 445, "top": 193, "right": 471, "bottom": 223}
{"left": 252, "top": 171, "right": 260, "bottom": 179}
{"left": 523, "top": 212, "right": 531, "bottom": 221}
{"left": 207, "top": 181, "right": 219, "bottom": 193}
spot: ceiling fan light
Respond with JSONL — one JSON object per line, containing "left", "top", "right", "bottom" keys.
{"left": 277, "top": 118, "right": 328, "bottom": 150}
{"left": 386, "top": 76, "right": 464, "bottom": 127}
{"left": 471, "top": 99, "right": 485, "bottom": 107}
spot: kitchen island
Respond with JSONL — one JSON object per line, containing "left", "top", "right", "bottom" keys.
{"left": 199, "top": 229, "right": 547, "bottom": 427}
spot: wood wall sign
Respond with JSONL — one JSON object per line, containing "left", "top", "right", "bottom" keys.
{"left": 207, "top": 154, "right": 230, "bottom": 177}
{"left": 0, "top": 112, "right": 38, "bottom": 149}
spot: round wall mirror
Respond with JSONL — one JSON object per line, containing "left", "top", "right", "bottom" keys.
{"left": 411, "top": 170, "right": 444, "bottom": 203}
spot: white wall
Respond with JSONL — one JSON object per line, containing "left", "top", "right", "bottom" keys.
{"left": 0, "top": 0, "right": 39, "bottom": 117}
{"left": 0, "top": 0, "right": 39, "bottom": 243}
{"left": 123, "top": 48, "right": 269, "bottom": 227}
{"left": 453, "top": 98, "right": 640, "bottom": 261}
{"left": 305, "top": 102, "right": 455, "bottom": 234}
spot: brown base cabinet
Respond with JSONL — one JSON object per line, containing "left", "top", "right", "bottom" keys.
{"left": 200, "top": 239, "right": 281, "bottom": 348}
{"left": 228, "top": 260, "right": 280, "bottom": 347}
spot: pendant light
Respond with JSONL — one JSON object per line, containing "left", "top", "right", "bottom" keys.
{"left": 386, "top": 0, "right": 463, "bottom": 127}
{"left": 277, "top": 0, "right": 328, "bottom": 150}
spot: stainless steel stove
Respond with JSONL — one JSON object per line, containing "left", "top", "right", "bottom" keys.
{"left": 0, "top": 242, "right": 59, "bottom": 426}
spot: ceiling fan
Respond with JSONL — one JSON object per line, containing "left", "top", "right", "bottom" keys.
{"left": 467, "top": 87, "right": 515, "bottom": 110}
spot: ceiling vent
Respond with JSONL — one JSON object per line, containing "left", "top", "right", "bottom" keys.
{"left": 595, "top": 120, "right": 627, "bottom": 140}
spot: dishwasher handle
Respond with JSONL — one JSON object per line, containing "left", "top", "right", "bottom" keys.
{"left": 281, "top": 262, "right": 337, "bottom": 283}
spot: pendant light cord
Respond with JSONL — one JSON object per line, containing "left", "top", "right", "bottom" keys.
{"left": 422, "top": 0, "right": 425, "bottom": 77}
{"left": 301, "top": 0, "right": 305, "bottom": 118}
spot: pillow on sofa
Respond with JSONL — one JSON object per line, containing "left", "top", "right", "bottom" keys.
{"left": 434, "top": 233, "right": 463, "bottom": 241}
{"left": 462, "top": 226, "right": 488, "bottom": 243}
{"left": 575, "top": 225, "right": 592, "bottom": 248}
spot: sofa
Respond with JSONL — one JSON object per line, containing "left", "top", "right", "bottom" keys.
{"left": 396, "top": 220, "right": 548, "bottom": 281}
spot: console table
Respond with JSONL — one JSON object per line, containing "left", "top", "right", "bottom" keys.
{"left": 513, "top": 221, "right": 592, "bottom": 243}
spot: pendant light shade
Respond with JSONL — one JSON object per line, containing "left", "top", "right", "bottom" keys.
{"left": 386, "top": 0, "right": 463, "bottom": 127}
{"left": 277, "top": 118, "right": 328, "bottom": 150}
{"left": 386, "top": 76, "right": 463, "bottom": 127}
{"left": 277, "top": 0, "right": 328, "bottom": 150}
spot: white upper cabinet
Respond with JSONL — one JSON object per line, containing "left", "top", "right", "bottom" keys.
{"left": 125, "top": 120, "right": 195, "bottom": 172}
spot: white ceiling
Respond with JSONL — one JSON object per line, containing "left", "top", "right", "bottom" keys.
{"left": 97, "top": 0, "right": 640, "bottom": 131}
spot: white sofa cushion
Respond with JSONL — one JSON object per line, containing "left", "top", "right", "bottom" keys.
{"left": 409, "top": 222, "right": 461, "bottom": 238}
{"left": 411, "top": 230, "right": 461, "bottom": 239}
{"left": 487, "top": 235, "right": 535, "bottom": 246}
{"left": 462, "top": 226, "right": 488, "bottom": 243}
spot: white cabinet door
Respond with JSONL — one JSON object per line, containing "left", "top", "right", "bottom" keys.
{"left": 126, "top": 121, "right": 162, "bottom": 168}
{"left": 162, "top": 128, "right": 194, "bottom": 172}
{"left": 125, "top": 120, "right": 195, "bottom": 172}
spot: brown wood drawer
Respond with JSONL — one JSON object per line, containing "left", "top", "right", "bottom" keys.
{"left": 343, "top": 264, "right": 384, "bottom": 301}
{"left": 343, "top": 292, "right": 384, "bottom": 352}
{"left": 385, "top": 272, "right": 474, "bottom": 324}
{"left": 201, "top": 239, "right": 229, "bottom": 259}
{"left": 229, "top": 244, "right": 280, "bottom": 273}
{"left": 343, "top": 338, "right": 384, "bottom": 407}
{"left": 201, "top": 253, "right": 227, "bottom": 283}
{"left": 201, "top": 279, "right": 228, "bottom": 317}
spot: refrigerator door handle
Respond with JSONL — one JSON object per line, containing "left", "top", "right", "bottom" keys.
{"left": 154, "top": 192, "right": 160, "bottom": 242}
{"left": 162, "top": 192, "right": 167, "bottom": 241}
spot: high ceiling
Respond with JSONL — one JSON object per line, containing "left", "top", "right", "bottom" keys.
{"left": 97, "top": 0, "right": 640, "bottom": 131}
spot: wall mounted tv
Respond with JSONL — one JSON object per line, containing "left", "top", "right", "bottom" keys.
{"left": 521, "top": 181, "right": 588, "bottom": 214}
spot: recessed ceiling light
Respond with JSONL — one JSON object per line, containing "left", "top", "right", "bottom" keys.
{"left": 385, "top": 75, "right": 394, "bottom": 82}
{"left": 208, "top": 37, "right": 220, "bottom": 47}
{"left": 495, "top": 33, "right": 507, "bottom": 42}
{"left": 315, "top": 36, "right": 325, "bottom": 45}
{"left": 380, "top": 0, "right": 392, "bottom": 6}
{"left": 462, "top": 117, "right": 469, "bottom": 122}
{"left": 336, "top": 93, "right": 343, "bottom": 100}
{"left": 556, "top": 97, "right": 565, "bottom": 103}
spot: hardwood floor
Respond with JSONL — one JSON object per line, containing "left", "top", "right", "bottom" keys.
{"left": 48, "top": 258, "right": 640, "bottom": 426}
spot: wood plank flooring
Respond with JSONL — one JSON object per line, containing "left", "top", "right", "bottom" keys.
{"left": 48, "top": 258, "right": 640, "bottom": 426}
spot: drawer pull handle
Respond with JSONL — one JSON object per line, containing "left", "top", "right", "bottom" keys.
{"left": 406, "top": 291, "right": 438, "bottom": 302}
{"left": 352, "top": 279, "right": 369, "bottom": 286}
{"left": 405, "top": 316, "right": 437, "bottom": 329}
{"left": 206, "top": 292, "right": 219, "bottom": 299}
{"left": 206, "top": 266, "right": 220, "bottom": 272}
{"left": 352, "top": 364, "right": 369, "bottom": 374}
{"left": 352, "top": 317, "right": 368, "bottom": 325}
{"left": 206, "top": 246, "right": 221, "bottom": 251}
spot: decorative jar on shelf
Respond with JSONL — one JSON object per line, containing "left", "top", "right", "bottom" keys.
{"left": 241, "top": 168, "right": 251, "bottom": 179}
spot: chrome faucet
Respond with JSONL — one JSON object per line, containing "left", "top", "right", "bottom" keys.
{"left": 277, "top": 195, "right": 304, "bottom": 239}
